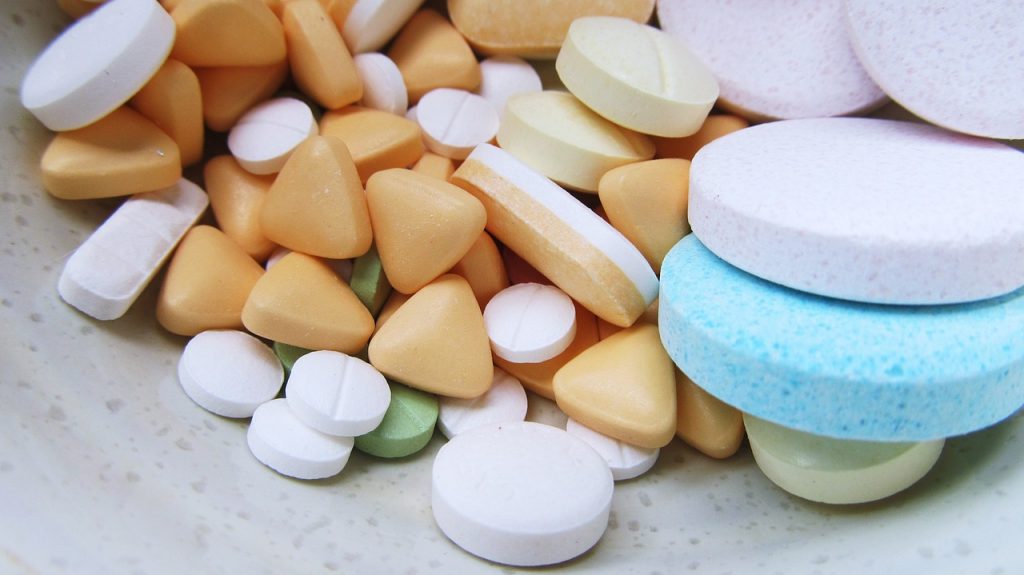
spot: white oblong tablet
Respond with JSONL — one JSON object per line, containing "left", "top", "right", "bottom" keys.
{"left": 656, "top": 0, "right": 885, "bottom": 121}
{"left": 342, "top": 0, "right": 425, "bottom": 54}
{"left": 227, "top": 97, "right": 318, "bottom": 175}
{"left": 438, "top": 368, "right": 527, "bottom": 438}
{"left": 432, "top": 421, "right": 614, "bottom": 566}
{"left": 177, "top": 330, "right": 284, "bottom": 418}
{"left": 689, "top": 118, "right": 1024, "bottom": 304}
{"left": 744, "top": 414, "right": 944, "bottom": 504}
{"left": 416, "top": 88, "right": 500, "bottom": 160}
{"left": 247, "top": 398, "right": 354, "bottom": 480}
{"left": 483, "top": 283, "right": 576, "bottom": 363}
{"left": 20, "top": 0, "right": 176, "bottom": 131}
{"left": 846, "top": 0, "right": 1024, "bottom": 139}
{"left": 565, "top": 418, "right": 659, "bottom": 481}
{"left": 285, "top": 350, "right": 391, "bottom": 437}
{"left": 57, "top": 179, "right": 208, "bottom": 320}
{"left": 353, "top": 52, "right": 408, "bottom": 116}
{"left": 476, "top": 56, "right": 542, "bottom": 117}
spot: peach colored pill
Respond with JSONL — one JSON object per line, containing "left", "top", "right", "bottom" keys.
{"left": 130, "top": 58, "right": 205, "bottom": 167}
{"left": 319, "top": 106, "right": 425, "bottom": 182}
{"left": 204, "top": 155, "right": 278, "bottom": 262}
{"left": 170, "top": 0, "right": 286, "bottom": 67}
{"left": 411, "top": 152, "right": 456, "bottom": 181}
{"left": 449, "top": 231, "right": 509, "bottom": 310}
{"left": 652, "top": 115, "right": 749, "bottom": 161}
{"left": 674, "top": 371, "right": 745, "bottom": 460}
{"left": 194, "top": 61, "right": 289, "bottom": 132}
{"left": 388, "top": 9, "right": 481, "bottom": 103}
{"left": 283, "top": 0, "right": 363, "bottom": 109}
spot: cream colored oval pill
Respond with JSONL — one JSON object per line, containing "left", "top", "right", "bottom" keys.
{"left": 417, "top": 88, "right": 499, "bottom": 160}
{"left": 286, "top": 350, "right": 391, "bottom": 437}
{"left": 483, "top": 283, "right": 576, "bottom": 364}
{"left": 556, "top": 16, "right": 719, "bottom": 137}
{"left": 227, "top": 97, "right": 317, "bottom": 175}
{"left": 354, "top": 52, "right": 408, "bottom": 115}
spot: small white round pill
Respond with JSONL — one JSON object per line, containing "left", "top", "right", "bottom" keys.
{"left": 416, "top": 88, "right": 500, "bottom": 160}
{"left": 432, "top": 421, "right": 614, "bottom": 566}
{"left": 483, "top": 283, "right": 576, "bottom": 363}
{"left": 177, "top": 330, "right": 284, "bottom": 418}
{"left": 353, "top": 52, "right": 408, "bottom": 116}
{"left": 565, "top": 418, "right": 659, "bottom": 481}
{"left": 247, "top": 398, "right": 354, "bottom": 480}
{"left": 476, "top": 56, "right": 543, "bottom": 118}
{"left": 438, "top": 368, "right": 527, "bottom": 438}
{"left": 227, "top": 97, "right": 318, "bottom": 175}
{"left": 285, "top": 350, "right": 391, "bottom": 437}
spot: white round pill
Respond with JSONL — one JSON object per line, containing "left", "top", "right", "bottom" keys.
{"left": 247, "top": 398, "right": 354, "bottom": 480}
{"left": 483, "top": 283, "right": 576, "bottom": 363}
{"left": 565, "top": 418, "right": 659, "bottom": 481}
{"left": 432, "top": 421, "right": 614, "bottom": 566}
{"left": 416, "top": 88, "right": 500, "bottom": 160}
{"left": 177, "top": 330, "right": 284, "bottom": 418}
{"left": 353, "top": 52, "right": 408, "bottom": 116}
{"left": 286, "top": 351, "right": 391, "bottom": 437}
{"left": 21, "top": 0, "right": 176, "bottom": 131}
{"left": 744, "top": 414, "right": 945, "bottom": 504}
{"left": 438, "top": 368, "right": 527, "bottom": 438}
{"left": 227, "top": 97, "right": 318, "bottom": 175}
{"left": 524, "top": 391, "right": 568, "bottom": 429}
{"left": 476, "top": 56, "right": 543, "bottom": 118}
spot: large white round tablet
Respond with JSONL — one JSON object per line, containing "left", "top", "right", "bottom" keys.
{"left": 178, "top": 330, "right": 284, "bottom": 418}
{"left": 689, "top": 117, "right": 1024, "bottom": 304}
{"left": 247, "top": 398, "right": 354, "bottom": 480}
{"left": 227, "top": 97, "right": 317, "bottom": 175}
{"left": 846, "top": 0, "right": 1024, "bottom": 139}
{"left": 483, "top": 283, "right": 576, "bottom": 363}
{"left": 285, "top": 350, "right": 391, "bottom": 437}
{"left": 566, "top": 418, "right": 659, "bottom": 481}
{"left": 432, "top": 421, "right": 614, "bottom": 566}
{"left": 438, "top": 368, "right": 527, "bottom": 438}
{"left": 20, "top": 0, "right": 175, "bottom": 131}
{"left": 476, "top": 56, "right": 542, "bottom": 117}
{"left": 656, "top": 0, "right": 885, "bottom": 121}
{"left": 416, "top": 88, "right": 499, "bottom": 160}
{"left": 353, "top": 52, "right": 408, "bottom": 116}
{"left": 744, "top": 414, "right": 944, "bottom": 505}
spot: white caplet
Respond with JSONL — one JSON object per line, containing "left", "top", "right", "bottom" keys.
{"left": 483, "top": 283, "right": 576, "bottom": 364}
{"left": 247, "top": 398, "right": 354, "bottom": 480}
{"left": 227, "top": 97, "right": 317, "bottom": 175}
{"left": 566, "top": 418, "right": 659, "bottom": 481}
{"left": 178, "top": 330, "right": 284, "bottom": 418}
{"left": 286, "top": 351, "right": 391, "bottom": 437}
{"left": 438, "top": 368, "right": 527, "bottom": 438}
{"left": 354, "top": 52, "right": 408, "bottom": 116}
{"left": 416, "top": 88, "right": 499, "bottom": 160}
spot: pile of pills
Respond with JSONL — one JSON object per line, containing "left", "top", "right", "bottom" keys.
{"left": 21, "top": 0, "right": 1024, "bottom": 567}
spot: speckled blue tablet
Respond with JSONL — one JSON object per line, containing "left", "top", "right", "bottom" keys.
{"left": 659, "top": 235, "right": 1024, "bottom": 441}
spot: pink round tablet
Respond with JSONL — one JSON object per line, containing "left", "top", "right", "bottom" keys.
{"left": 657, "top": 0, "right": 886, "bottom": 120}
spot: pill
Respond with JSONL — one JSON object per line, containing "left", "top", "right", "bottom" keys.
{"left": 432, "top": 421, "right": 614, "bottom": 566}
{"left": 556, "top": 16, "right": 719, "bottom": 137}
{"left": 652, "top": 114, "right": 748, "bottom": 161}
{"left": 438, "top": 368, "right": 527, "bottom": 438}
{"left": 129, "top": 58, "right": 204, "bottom": 167}
{"left": 410, "top": 152, "right": 456, "bottom": 181}
{"left": 170, "top": 0, "right": 285, "bottom": 68}
{"left": 286, "top": 350, "right": 391, "bottom": 437}
{"left": 177, "top": 329, "right": 284, "bottom": 418}
{"left": 58, "top": 178, "right": 208, "bottom": 321}
{"left": 500, "top": 245, "right": 552, "bottom": 287}
{"left": 21, "top": 0, "right": 175, "bottom": 131}
{"left": 366, "top": 168, "right": 486, "bottom": 294}
{"left": 353, "top": 52, "right": 408, "bottom": 116}
{"left": 259, "top": 135, "right": 373, "bottom": 259}
{"left": 241, "top": 251, "right": 375, "bottom": 354}
{"left": 156, "top": 225, "right": 265, "bottom": 336}
{"left": 416, "top": 89, "right": 500, "bottom": 160}
{"left": 554, "top": 323, "right": 677, "bottom": 449}
{"left": 320, "top": 0, "right": 355, "bottom": 31}
{"left": 388, "top": 9, "right": 481, "bottom": 103}
{"left": 846, "top": 0, "right": 1024, "bottom": 139}
{"left": 484, "top": 283, "right": 576, "bottom": 364}
{"left": 247, "top": 398, "right": 354, "bottom": 479}
{"left": 658, "top": 235, "right": 1024, "bottom": 441}
{"left": 447, "top": 0, "right": 655, "bottom": 59}
{"left": 194, "top": 61, "right": 289, "bottom": 132}
{"left": 273, "top": 340, "right": 313, "bottom": 376}
{"left": 744, "top": 414, "right": 945, "bottom": 505}
{"left": 348, "top": 244, "right": 393, "bottom": 317}
{"left": 449, "top": 231, "right": 509, "bottom": 310}
{"left": 689, "top": 118, "right": 1024, "bottom": 304}
{"left": 475, "top": 56, "right": 543, "bottom": 117}
{"left": 203, "top": 155, "right": 278, "bottom": 262}
{"left": 227, "top": 97, "right": 317, "bottom": 175}
{"left": 565, "top": 418, "right": 659, "bottom": 481}
{"left": 355, "top": 380, "right": 438, "bottom": 458}
{"left": 657, "top": 0, "right": 885, "bottom": 121}
{"left": 283, "top": 0, "right": 362, "bottom": 110}
{"left": 40, "top": 106, "right": 181, "bottom": 200}
{"left": 452, "top": 143, "right": 658, "bottom": 327}
{"left": 319, "top": 106, "right": 425, "bottom": 182}
{"left": 497, "top": 91, "right": 654, "bottom": 193}
{"left": 372, "top": 291, "right": 411, "bottom": 336}
{"left": 368, "top": 274, "right": 493, "bottom": 399}
{"left": 265, "top": 249, "right": 354, "bottom": 280}
{"left": 524, "top": 391, "right": 568, "bottom": 429}
{"left": 341, "top": 0, "right": 424, "bottom": 54}
{"left": 674, "top": 371, "right": 744, "bottom": 459}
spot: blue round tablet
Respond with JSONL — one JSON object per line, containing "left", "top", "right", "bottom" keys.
{"left": 659, "top": 235, "right": 1024, "bottom": 441}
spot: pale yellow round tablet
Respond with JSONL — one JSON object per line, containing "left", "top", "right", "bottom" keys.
{"left": 556, "top": 16, "right": 719, "bottom": 137}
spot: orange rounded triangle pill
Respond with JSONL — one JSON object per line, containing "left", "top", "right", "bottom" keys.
{"left": 170, "top": 0, "right": 286, "bottom": 67}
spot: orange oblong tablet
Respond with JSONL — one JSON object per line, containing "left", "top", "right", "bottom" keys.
{"left": 319, "top": 106, "right": 425, "bottom": 182}
{"left": 283, "top": 0, "right": 362, "bottom": 110}
{"left": 204, "top": 155, "right": 278, "bottom": 262}
{"left": 195, "top": 61, "right": 289, "bottom": 132}
{"left": 388, "top": 9, "right": 481, "bottom": 103}
{"left": 170, "top": 0, "right": 286, "bottom": 67}
{"left": 130, "top": 58, "right": 205, "bottom": 167}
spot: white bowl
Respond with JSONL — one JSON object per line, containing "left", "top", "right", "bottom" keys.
{"left": 2, "top": 3, "right": 1023, "bottom": 573}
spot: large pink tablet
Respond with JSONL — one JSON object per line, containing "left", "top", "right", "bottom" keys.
{"left": 656, "top": 0, "right": 885, "bottom": 120}
{"left": 846, "top": 0, "right": 1024, "bottom": 140}
{"left": 689, "top": 118, "right": 1024, "bottom": 305}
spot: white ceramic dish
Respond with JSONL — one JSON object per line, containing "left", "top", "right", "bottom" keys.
{"left": 2, "top": 4, "right": 1023, "bottom": 574}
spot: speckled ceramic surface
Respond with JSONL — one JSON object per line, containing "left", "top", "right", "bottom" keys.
{"left": 2, "top": 4, "right": 1024, "bottom": 574}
